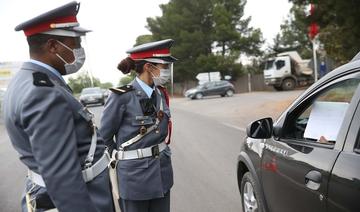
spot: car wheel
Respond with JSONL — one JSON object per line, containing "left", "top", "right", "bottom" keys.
{"left": 281, "top": 78, "right": 296, "bottom": 91}
{"left": 241, "top": 172, "right": 264, "bottom": 212}
{"left": 195, "top": 93, "right": 203, "bottom": 99}
{"left": 226, "top": 89, "right": 234, "bottom": 97}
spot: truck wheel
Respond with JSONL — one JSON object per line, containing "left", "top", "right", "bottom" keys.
{"left": 241, "top": 172, "right": 264, "bottom": 212}
{"left": 273, "top": 86, "right": 283, "bottom": 91}
{"left": 195, "top": 93, "right": 203, "bottom": 99}
{"left": 281, "top": 78, "right": 296, "bottom": 91}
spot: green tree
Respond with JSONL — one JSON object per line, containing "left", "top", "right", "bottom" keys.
{"left": 289, "top": 0, "right": 360, "bottom": 65}
{"left": 270, "top": 4, "right": 312, "bottom": 59}
{"left": 118, "top": 73, "right": 136, "bottom": 86}
{"left": 135, "top": 35, "right": 155, "bottom": 46}
{"left": 100, "top": 82, "right": 113, "bottom": 89}
{"left": 67, "top": 71, "right": 101, "bottom": 94}
{"left": 212, "top": 0, "right": 263, "bottom": 57}
{"left": 146, "top": 0, "right": 263, "bottom": 81}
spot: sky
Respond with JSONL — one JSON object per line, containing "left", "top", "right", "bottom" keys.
{"left": 0, "top": 0, "right": 292, "bottom": 85}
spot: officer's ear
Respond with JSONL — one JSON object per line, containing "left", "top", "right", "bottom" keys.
{"left": 144, "top": 63, "right": 155, "bottom": 72}
{"left": 46, "top": 39, "right": 60, "bottom": 54}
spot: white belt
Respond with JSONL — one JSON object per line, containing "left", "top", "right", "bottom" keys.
{"left": 28, "top": 152, "right": 111, "bottom": 187}
{"left": 115, "top": 141, "right": 167, "bottom": 160}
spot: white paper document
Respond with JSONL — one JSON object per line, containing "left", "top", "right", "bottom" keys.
{"left": 304, "top": 101, "right": 349, "bottom": 141}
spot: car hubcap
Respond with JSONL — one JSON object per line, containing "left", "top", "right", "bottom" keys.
{"left": 226, "top": 90, "right": 234, "bottom": 96}
{"left": 243, "top": 182, "right": 258, "bottom": 212}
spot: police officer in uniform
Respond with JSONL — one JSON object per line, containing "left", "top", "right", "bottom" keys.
{"left": 100, "top": 39, "right": 176, "bottom": 212}
{"left": 2, "top": 2, "right": 114, "bottom": 212}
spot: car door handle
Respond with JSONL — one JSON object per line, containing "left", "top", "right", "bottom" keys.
{"left": 305, "top": 170, "right": 322, "bottom": 190}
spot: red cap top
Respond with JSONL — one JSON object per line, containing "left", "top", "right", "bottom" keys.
{"left": 24, "top": 15, "right": 78, "bottom": 36}
{"left": 129, "top": 48, "right": 170, "bottom": 60}
{"left": 15, "top": 2, "right": 89, "bottom": 37}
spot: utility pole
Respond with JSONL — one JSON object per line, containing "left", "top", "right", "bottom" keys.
{"left": 312, "top": 38, "right": 318, "bottom": 82}
{"left": 247, "top": 71, "right": 252, "bottom": 92}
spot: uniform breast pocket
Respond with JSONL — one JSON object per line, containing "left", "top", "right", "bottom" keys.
{"left": 131, "top": 117, "right": 155, "bottom": 126}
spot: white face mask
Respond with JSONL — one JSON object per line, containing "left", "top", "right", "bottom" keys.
{"left": 56, "top": 40, "right": 86, "bottom": 75}
{"left": 150, "top": 65, "right": 171, "bottom": 86}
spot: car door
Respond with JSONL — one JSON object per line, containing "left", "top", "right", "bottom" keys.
{"left": 260, "top": 75, "right": 360, "bottom": 212}
{"left": 203, "top": 81, "right": 216, "bottom": 96}
{"left": 213, "top": 81, "right": 224, "bottom": 95}
{"left": 326, "top": 92, "right": 360, "bottom": 212}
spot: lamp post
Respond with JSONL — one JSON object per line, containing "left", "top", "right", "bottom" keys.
{"left": 308, "top": 4, "right": 319, "bottom": 82}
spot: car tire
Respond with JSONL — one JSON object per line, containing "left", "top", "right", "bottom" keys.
{"left": 281, "top": 78, "right": 296, "bottom": 91}
{"left": 195, "top": 93, "right": 203, "bottom": 99}
{"left": 241, "top": 172, "right": 264, "bottom": 212}
{"left": 226, "top": 89, "right": 234, "bottom": 97}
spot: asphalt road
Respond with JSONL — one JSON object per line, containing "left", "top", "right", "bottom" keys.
{"left": 0, "top": 90, "right": 303, "bottom": 212}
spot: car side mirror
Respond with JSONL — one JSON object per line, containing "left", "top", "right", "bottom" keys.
{"left": 247, "top": 117, "right": 273, "bottom": 139}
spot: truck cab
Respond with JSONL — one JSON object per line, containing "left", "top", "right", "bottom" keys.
{"left": 264, "top": 51, "right": 314, "bottom": 91}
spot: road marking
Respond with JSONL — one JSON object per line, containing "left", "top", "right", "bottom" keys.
{"left": 222, "top": 123, "right": 246, "bottom": 132}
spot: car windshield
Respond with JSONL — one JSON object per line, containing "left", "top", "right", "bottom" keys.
{"left": 81, "top": 88, "right": 102, "bottom": 95}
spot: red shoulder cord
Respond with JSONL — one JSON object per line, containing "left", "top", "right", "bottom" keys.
{"left": 158, "top": 86, "right": 172, "bottom": 144}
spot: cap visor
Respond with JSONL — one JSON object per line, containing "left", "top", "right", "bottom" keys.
{"left": 40, "top": 26, "right": 91, "bottom": 37}
{"left": 143, "top": 56, "right": 177, "bottom": 64}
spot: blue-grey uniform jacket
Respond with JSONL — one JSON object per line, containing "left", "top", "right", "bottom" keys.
{"left": 100, "top": 79, "right": 173, "bottom": 201}
{"left": 2, "top": 62, "right": 113, "bottom": 212}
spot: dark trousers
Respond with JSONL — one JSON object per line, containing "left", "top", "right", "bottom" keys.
{"left": 120, "top": 192, "right": 170, "bottom": 212}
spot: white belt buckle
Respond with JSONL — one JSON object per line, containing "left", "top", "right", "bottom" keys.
{"left": 151, "top": 145, "right": 160, "bottom": 158}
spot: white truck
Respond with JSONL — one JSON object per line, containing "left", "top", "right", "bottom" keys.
{"left": 264, "top": 51, "right": 314, "bottom": 91}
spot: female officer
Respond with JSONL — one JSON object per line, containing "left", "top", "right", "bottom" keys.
{"left": 100, "top": 39, "right": 176, "bottom": 212}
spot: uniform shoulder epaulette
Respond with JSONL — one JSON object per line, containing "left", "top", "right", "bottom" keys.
{"left": 109, "top": 85, "right": 134, "bottom": 95}
{"left": 32, "top": 72, "right": 54, "bottom": 87}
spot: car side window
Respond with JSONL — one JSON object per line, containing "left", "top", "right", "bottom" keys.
{"left": 276, "top": 60, "right": 285, "bottom": 70}
{"left": 207, "top": 82, "right": 215, "bottom": 88}
{"left": 282, "top": 78, "right": 360, "bottom": 144}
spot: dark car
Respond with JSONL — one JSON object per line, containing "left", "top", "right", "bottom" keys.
{"left": 80, "top": 87, "right": 105, "bottom": 106}
{"left": 237, "top": 53, "right": 360, "bottom": 212}
{"left": 184, "top": 80, "right": 235, "bottom": 99}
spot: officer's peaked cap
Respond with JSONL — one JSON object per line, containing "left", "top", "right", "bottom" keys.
{"left": 127, "top": 39, "right": 177, "bottom": 64}
{"left": 15, "top": 1, "right": 90, "bottom": 37}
